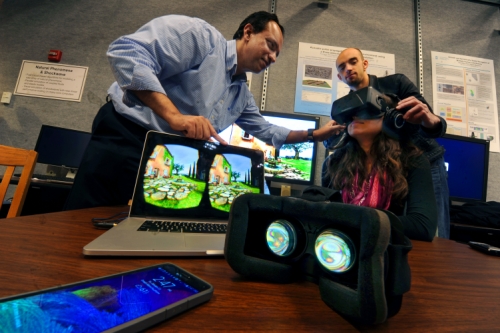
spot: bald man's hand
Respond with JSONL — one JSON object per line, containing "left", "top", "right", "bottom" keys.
{"left": 397, "top": 96, "right": 440, "bottom": 130}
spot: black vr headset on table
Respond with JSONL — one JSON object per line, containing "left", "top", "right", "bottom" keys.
{"left": 224, "top": 187, "right": 413, "bottom": 325}
{"left": 324, "top": 86, "right": 419, "bottom": 149}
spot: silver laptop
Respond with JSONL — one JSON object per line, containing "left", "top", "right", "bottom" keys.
{"left": 83, "top": 131, "right": 265, "bottom": 256}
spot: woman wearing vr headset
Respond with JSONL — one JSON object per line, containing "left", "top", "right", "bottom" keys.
{"left": 322, "top": 93, "right": 437, "bottom": 242}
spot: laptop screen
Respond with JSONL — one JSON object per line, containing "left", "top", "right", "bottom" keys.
{"left": 130, "top": 132, "right": 265, "bottom": 220}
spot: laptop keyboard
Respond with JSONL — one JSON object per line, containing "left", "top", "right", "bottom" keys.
{"left": 15, "top": 173, "right": 74, "bottom": 183}
{"left": 32, "top": 174, "right": 74, "bottom": 182}
{"left": 138, "top": 220, "right": 227, "bottom": 234}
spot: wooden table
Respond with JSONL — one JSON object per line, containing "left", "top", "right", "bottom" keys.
{"left": 1, "top": 207, "right": 500, "bottom": 332}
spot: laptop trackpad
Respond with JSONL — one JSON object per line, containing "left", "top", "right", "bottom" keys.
{"left": 185, "top": 234, "right": 225, "bottom": 250}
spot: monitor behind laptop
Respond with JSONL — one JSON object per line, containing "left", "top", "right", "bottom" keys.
{"left": 34, "top": 125, "right": 91, "bottom": 169}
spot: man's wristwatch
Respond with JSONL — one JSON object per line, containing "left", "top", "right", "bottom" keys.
{"left": 307, "top": 128, "right": 315, "bottom": 142}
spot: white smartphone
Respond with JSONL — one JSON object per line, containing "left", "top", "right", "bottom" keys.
{"left": 0, "top": 263, "right": 213, "bottom": 332}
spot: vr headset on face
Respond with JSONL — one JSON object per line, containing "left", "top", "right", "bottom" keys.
{"left": 325, "top": 87, "right": 419, "bottom": 149}
{"left": 224, "top": 187, "right": 412, "bottom": 325}
{"left": 331, "top": 86, "right": 401, "bottom": 125}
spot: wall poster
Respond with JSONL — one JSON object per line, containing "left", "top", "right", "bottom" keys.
{"left": 431, "top": 51, "right": 499, "bottom": 152}
{"left": 294, "top": 43, "right": 395, "bottom": 117}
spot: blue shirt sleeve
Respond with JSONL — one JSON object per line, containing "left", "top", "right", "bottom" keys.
{"left": 107, "top": 15, "right": 216, "bottom": 107}
{"left": 235, "top": 100, "right": 291, "bottom": 149}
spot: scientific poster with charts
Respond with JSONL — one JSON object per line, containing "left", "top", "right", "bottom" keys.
{"left": 294, "top": 43, "right": 395, "bottom": 117}
{"left": 431, "top": 51, "right": 499, "bottom": 152}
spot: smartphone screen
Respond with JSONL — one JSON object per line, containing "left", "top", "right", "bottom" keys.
{"left": 0, "top": 263, "right": 212, "bottom": 332}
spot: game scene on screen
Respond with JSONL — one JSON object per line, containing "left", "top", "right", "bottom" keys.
{"left": 219, "top": 122, "right": 314, "bottom": 182}
{"left": 143, "top": 144, "right": 260, "bottom": 213}
{"left": 0, "top": 267, "right": 198, "bottom": 333}
{"left": 272, "top": 142, "right": 314, "bottom": 181}
{"left": 208, "top": 153, "right": 260, "bottom": 212}
{"left": 143, "top": 144, "right": 206, "bottom": 209}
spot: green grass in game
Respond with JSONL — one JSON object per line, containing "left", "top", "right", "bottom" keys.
{"left": 145, "top": 175, "right": 206, "bottom": 209}
{"left": 279, "top": 158, "right": 311, "bottom": 180}
{"left": 213, "top": 182, "right": 261, "bottom": 213}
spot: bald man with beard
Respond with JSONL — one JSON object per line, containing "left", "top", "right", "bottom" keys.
{"left": 330, "top": 47, "right": 450, "bottom": 239}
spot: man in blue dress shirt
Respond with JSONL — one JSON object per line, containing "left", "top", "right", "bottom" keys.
{"left": 65, "top": 12, "right": 344, "bottom": 210}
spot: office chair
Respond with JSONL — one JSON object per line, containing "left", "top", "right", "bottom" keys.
{"left": 0, "top": 145, "right": 38, "bottom": 218}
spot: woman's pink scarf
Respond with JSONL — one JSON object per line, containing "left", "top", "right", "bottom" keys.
{"left": 342, "top": 167, "right": 393, "bottom": 210}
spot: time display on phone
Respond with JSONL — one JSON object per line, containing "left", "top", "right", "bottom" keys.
{"left": 0, "top": 266, "right": 201, "bottom": 332}
{"left": 136, "top": 275, "right": 178, "bottom": 294}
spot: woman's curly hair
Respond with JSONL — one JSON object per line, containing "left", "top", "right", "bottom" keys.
{"left": 324, "top": 132, "right": 422, "bottom": 206}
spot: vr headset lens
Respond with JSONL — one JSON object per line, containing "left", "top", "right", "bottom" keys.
{"left": 266, "top": 219, "right": 297, "bottom": 257}
{"left": 266, "top": 220, "right": 357, "bottom": 271}
{"left": 315, "top": 229, "right": 356, "bottom": 273}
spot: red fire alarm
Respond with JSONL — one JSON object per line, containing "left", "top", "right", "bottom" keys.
{"left": 48, "top": 49, "right": 62, "bottom": 62}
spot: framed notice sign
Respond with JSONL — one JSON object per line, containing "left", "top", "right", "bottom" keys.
{"left": 14, "top": 61, "right": 89, "bottom": 102}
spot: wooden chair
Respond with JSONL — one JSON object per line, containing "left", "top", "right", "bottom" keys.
{"left": 0, "top": 145, "right": 38, "bottom": 218}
